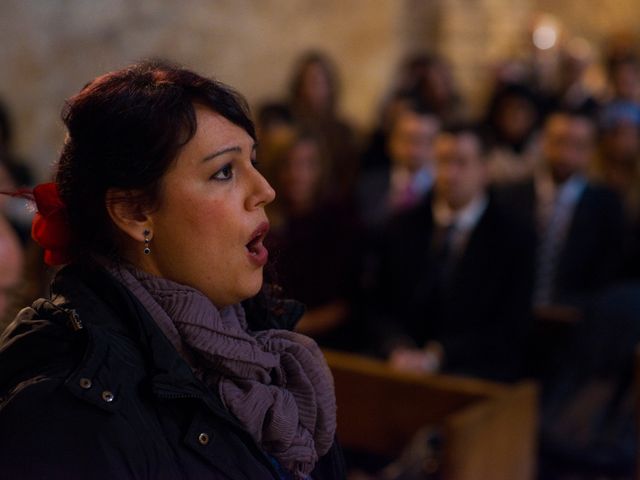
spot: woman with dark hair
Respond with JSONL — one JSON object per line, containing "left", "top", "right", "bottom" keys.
{"left": 287, "top": 51, "right": 359, "bottom": 202}
{"left": 265, "top": 131, "right": 360, "bottom": 350}
{"left": 482, "top": 83, "right": 543, "bottom": 184}
{"left": 0, "top": 61, "right": 343, "bottom": 480}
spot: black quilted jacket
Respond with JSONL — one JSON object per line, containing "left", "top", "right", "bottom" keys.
{"left": 0, "top": 262, "right": 345, "bottom": 479}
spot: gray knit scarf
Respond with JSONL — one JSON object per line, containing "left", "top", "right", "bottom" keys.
{"left": 106, "top": 264, "right": 336, "bottom": 479}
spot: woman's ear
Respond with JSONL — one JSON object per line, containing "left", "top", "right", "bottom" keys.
{"left": 105, "top": 188, "right": 152, "bottom": 243}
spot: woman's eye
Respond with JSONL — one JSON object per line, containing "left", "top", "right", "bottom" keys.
{"left": 211, "top": 164, "right": 233, "bottom": 181}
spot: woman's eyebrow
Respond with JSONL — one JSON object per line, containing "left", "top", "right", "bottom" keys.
{"left": 201, "top": 146, "right": 241, "bottom": 163}
{"left": 201, "top": 142, "right": 258, "bottom": 163}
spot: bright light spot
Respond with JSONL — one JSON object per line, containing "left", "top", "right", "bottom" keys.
{"left": 533, "top": 25, "right": 557, "bottom": 50}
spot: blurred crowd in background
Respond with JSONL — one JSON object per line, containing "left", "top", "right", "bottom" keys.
{"left": 2, "top": 20, "right": 640, "bottom": 480}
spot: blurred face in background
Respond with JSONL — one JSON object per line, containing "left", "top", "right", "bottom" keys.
{"left": 602, "top": 121, "right": 640, "bottom": 162}
{"left": 0, "top": 163, "right": 14, "bottom": 210}
{"left": 278, "top": 138, "right": 324, "bottom": 213}
{"left": 388, "top": 111, "right": 440, "bottom": 172}
{"left": 0, "top": 222, "right": 23, "bottom": 320}
{"left": 611, "top": 61, "right": 640, "bottom": 101}
{"left": 542, "top": 113, "right": 595, "bottom": 183}
{"left": 496, "top": 96, "right": 538, "bottom": 145}
{"left": 299, "top": 61, "right": 332, "bottom": 114}
{"left": 421, "top": 60, "right": 455, "bottom": 109}
{"left": 434, "top": 131, "right": 487, "bottom": 210}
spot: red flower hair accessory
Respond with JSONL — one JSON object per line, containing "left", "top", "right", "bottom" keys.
{"left": 31, "top": 182, "right": 74, "bottom": 266}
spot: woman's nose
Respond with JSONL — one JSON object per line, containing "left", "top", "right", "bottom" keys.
{"left": 247, "top": 169, "right": 276, "bottom": 210}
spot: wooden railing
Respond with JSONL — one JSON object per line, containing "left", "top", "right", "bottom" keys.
{"left": 323, "top": 349, "right": 538, "bottom": 480}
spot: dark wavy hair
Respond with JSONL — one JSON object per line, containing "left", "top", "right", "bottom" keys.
{"left": 55, "top": 59, "right": 256, "bottom": 258}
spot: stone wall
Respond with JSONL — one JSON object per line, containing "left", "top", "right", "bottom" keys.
{"left": 0, "top": 0, "right": 639, "bottom": 180}
{"left": 535, "top": 0, "right": 640, "bottom": 41}
{"left": 0, "top": 0, "right": 404, "bottom": 179}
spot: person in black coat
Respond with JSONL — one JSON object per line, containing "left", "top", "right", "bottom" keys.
{"left": 368, "top": 127, "right": 535, "bottom": 382}
{"left": 357, "top": 101, "right": 441, "bottom": 229}
{"left": 493, "top": 109, "right": 632, "bottom": 480}
{"left": 0, "top": 262, "right": 344, "bottom": 479}
{"left": 496, "top": 109, "right": 626, "bottom": 307}
{"left": 264, "top": 130, "right": 361, "bottom": 350}
{"left": 0, "top": 61, "right": 344, "bottom": 480}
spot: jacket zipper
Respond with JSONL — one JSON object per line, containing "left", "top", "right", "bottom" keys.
{"left": 67, "top": 309, "right": 83, "bottom": 331}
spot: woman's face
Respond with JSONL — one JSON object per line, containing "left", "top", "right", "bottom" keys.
{"left": 300, "top": 62, "right": 332, "bottom": 112}
{"left": 278, "top": 139, "right": 323, "bottom": 211}
{"left": 145, "top": 106, "right": 275, "bottom": 307}
{"left": 496, "top": 96, "right": 536, "bottom": 143}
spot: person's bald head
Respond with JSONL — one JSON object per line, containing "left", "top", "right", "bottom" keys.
{"left": 0, "top": 219, "right": 23, "bottom": 320}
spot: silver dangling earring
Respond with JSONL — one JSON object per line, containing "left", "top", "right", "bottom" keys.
{"left": 143, "top": 229, "right": 151, "bottom": 255}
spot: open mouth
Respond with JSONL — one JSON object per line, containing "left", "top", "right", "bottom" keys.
{"left": 246, "top": 222, "right": 270, "bottom": 266}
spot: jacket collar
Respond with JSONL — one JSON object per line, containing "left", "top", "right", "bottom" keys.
{"left": 2, "top": 262, "right": 287, "bottom": 478}
{"left": 48, "top": 263, "right": 239, "bottom": 423}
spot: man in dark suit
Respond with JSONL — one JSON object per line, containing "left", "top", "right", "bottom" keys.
{"left": 494, "top": 111, "right": 631, "bottom": 480}
{"left": 357, "top": 101, "right": 440, "bottom": 229}
{"left": 497, "top": 109, "right": 626, "bottom": 307}
{"left": 370, "top": 127, "right": 535, "bottom": 382}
